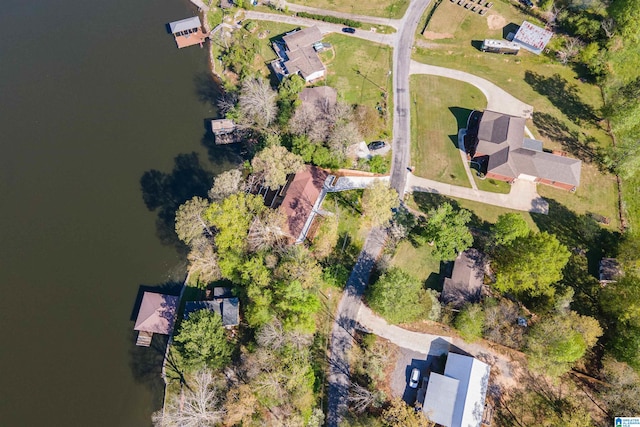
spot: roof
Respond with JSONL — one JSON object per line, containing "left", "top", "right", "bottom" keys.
{"left": 423, "top": 353, "right": 491, "bottom": 427}
{"left": 599, "top": 258, "right": 622, "bottom": 283}
{"left": 299, "top": 86, "right": 337, "bottom": 108}
{"left": 442, "top": 249, "right": 485, "bottom": 307}
{"left": 282, "top": 27, "right": 325, "bottom": 80}
{"left": 474, "top": 110, "right": 581, "bottom": 187}
{"left": 210, "top": 119, "right": 236, "bottom": 134}
{"left": 169, "top": 16, "right": 202, "bottom": 34}
{"left": 284, "top": 46, "right": 326, "bottom": 80}
{"left": 134, "top": 292, "right": 179, "bottom": 335}
{"left": 424, "top": 373, "right": 460, "bottom": 426}
{"left": 283, "top": 26, "right": 323, "bottom": 50}
{"left": 513, "top": 20, "right": 553, "bottom": 55}
{"left": 278, "top": 165, "right": 329, "bottom": 242}
{"left": 184, "top": 298, "right": 240, "bottom": 327}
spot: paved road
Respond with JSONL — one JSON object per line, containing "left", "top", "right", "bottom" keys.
{"left": 389, "top": 0, "right": 433, "bottom": 198}
{"left": 326, "top": 227, "right": 387, "bottom": 427}
{"left": 409, "top": 61, "right": 533, "bottom": 118}
{"left": 407, "top": 173, "right": 550, "bottom": 213}
{"left": 244, "top": 11, "right": 395, "bottom": 46}
{"left": 282, "top": 0, "right": 401, "bottom": 29}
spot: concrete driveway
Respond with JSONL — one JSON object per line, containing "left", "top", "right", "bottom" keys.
{"left": 406, "top": 173, "right": 550, "bottom": 214}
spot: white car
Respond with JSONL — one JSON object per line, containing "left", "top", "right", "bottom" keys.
{"left": 409, "top": 368, "right": 421, "bottom": 389}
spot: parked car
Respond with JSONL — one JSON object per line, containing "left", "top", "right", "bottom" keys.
{"left": 409, "top": 368, "right": 421, "bottom": 389}
{"left": 367, "top": 141, "right": 386, "bottom": 150}
{"left": 342, "top": 27, "right": 356, "bottom": 34}
{"left": 520, "top": 0, "right": 534, "bottom": 6}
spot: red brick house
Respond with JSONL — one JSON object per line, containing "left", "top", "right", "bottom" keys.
{"left": 468, "top": 110, "right": 581, "bottom": 191}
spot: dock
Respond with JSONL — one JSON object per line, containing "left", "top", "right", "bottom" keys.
{"left": 169, "top": 16, "right": 209, "bottom": 49}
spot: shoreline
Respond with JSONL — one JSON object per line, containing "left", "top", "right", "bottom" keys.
{"left": 189, "top": 0, "right": 226, "bottom": 87}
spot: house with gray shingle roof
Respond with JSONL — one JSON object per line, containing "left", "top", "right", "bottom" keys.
{"left": 469, "top": 110, "right": 581, "bottom": 191}
{"left": 277, "top": 26, "right": 326, "bottom": 83}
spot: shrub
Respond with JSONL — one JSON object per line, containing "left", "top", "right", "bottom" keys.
{"left": 295, "top": 12, "right": 362, "bottom": 28}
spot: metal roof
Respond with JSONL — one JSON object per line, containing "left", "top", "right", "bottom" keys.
{"left": 445, "top": 353, "right": 491, "bottom": 427}
{"left": 423, "top": 374, "right": 460, "bottom": 427}
{"left": 169, "top": 16, "right": 202, "bottom": 34}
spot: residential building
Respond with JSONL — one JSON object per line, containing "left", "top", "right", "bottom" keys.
{"left": 275, "top": 26, "right": 326, "bottom": 83}
{"left": 468, "top": 110, "right": 581, "bottom": 191}
{"left": 442, "top": 249, "right": 486, "bottom": 308}
{"left": 134, "top": 292, "right": 179, "bottom": 347}
{"left": 423, "top": 353, "right": 491, "bottom": 427}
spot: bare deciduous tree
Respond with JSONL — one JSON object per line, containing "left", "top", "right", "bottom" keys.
{"left": 175, "top": 196, "right": 212, "bottom": 246}
{"left": 208, "top": 168, "right": 245, "bottom": 201}
{"left": 328, "top": 121, "right": 362, "bottom": 158}
{"left": 556, "top": 37, "right": 585, "bottom": 65}
{"left": 348, "top": 383, "right": 386, "bottom": 414}
{"left": 601, "top": 17, "right": 615, "bottom": 38}
{"left": 187, "top": 237, "right": 220, "bottom": 284}
{"left": 238, "top": 78, "right": 278, "bottom": 128}
{"left": 216, "top": 91, "right": 238, "bottom": 116}
{"left": 247, "top": 210, "right": 289, "bottom": 251}
{"left": 152, "top": 369, "right": 225, "bottom": 427}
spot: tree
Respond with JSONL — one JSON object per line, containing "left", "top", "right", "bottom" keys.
{"left": 483, "top": 297, "right": 525, "bottom": 349}
{"left": 491, "top": 213, "right": 530, "bottom": 246}
{"left": 152, "top": 369, "right": 225, "bottom": 427}
{"left": 382, "top": 397, "right": 434, "bottom": 427}
{"left": 601, "top": 274, "right": 640, "bottom": 328}
{"left": 598, "top": 356, "right": 640, "bottom": 416}
{"left": 421, "top": 203, "right": 473, "bottom": 261}
{"left": 367, "top": 268, "right": 428, "bottom": 324}
{"left": 327, "top": 121, "right": 362, "bottom": 158}
{"left": 311, "top": 214, "right": 339, "bottom": 259}
{"left": 492, "top": 232, "right": 570, "bottom": 298}
{"left": 175, "top": 196, "right": 212, "bottom": 246}
{"left": 204, "top": 192, "right": 265, "bottom": 276}
{"left": 208, "top": 168, "right": 244, "bottom": 201}
{"left": 247, "top": 209, "right": 289, "bottom": 252}
{"left": 187, "top": 238, "right": 220, "bottom": 285}
{"left": 361, "top": 180, "right": 399, "bottom": 227}
{"left": 238, "top": 77, "right": 278, "bottom": 128}
{"left": 173, "top": 309, "right": 233, "bottom": 371}
{"left": 251, "top": 145, "right": 304, "bottom": 190}
{"left": 273, "top": 279, "right": 320, "bottom": 332}
{"left": 608, "top": 0, "right": 640, "bottom": 39}
{"left": 348, "top": 383, "right": 386, "bottom": 414}
{"left": 454, "top": 303, "right": 485, "bottom": 342}
{"left": 525, "top": 311, "right": 601, "bottom": 377}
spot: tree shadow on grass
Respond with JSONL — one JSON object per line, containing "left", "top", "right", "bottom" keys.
{"left": 531, "top": 198, "right": 620, "bottom": 274}
{"left": 532, "top": 112, "right": 608, "bottom": 171}
{"left": 412, "top": 192, "right": 490, "bottom": 231}
{"left": 140, "top": 152, "right": 214, "bottom": 251}
{"left": 524, "top": 71, "right": 598, "bottom": 124}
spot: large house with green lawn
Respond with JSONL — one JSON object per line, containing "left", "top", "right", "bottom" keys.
{"left": 466, "top": 110, "right": 581, "bottom": 191}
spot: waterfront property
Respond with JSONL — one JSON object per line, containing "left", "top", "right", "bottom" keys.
{"left": 168, "top": 16, "right": 208, "bottom": 49}
{"left": 184, "top": 287, "right": 240, "bottom": 327}
{"left": 134, "top": 292, "right": 179, "bottom": 347}
{"left": 276, "top": 165, "right": 330, "bottom": 244}
{"left": 423, "top": 352, "right": 491, "bottom": 427}
{"left": 467, "top": 110, "right": 582, "bottom": 191}
{"left": 272, "top": 26, "right": 326, "bottom": 83}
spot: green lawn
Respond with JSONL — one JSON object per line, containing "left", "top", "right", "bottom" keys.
{"left": 288, "top": 0, "right": 410, "bottom": 19}
{"left": 473, "top": 175, "right": 511, "bottom": 193}
{"left": 323, "top": 34, "right": 393, "bottom": 112}
{"left": 410, "top": 75, "right": 486, "bottom": 187}
{"left": 391, "top": 240, "right": 442, "bottom": 290}
{"left": 411, "top": 0, "right": 620, "bottom": 231}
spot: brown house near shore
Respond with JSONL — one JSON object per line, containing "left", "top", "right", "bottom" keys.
{"left": 277, "top": 165, "right": 329, "bottom": 244}
{"left": 468, "top": 110, "right": 581, "bottom": 191}
{"left": 134, "top": 292, "right": 179, "bottom": 347}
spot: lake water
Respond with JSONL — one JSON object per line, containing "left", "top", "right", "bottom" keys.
{"left": 0, "top": 0, "right": 236, "bottom": 425}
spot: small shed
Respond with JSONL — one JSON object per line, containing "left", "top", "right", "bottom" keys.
{"left": 210, "top": 118, "right": 236, "bottom": 135}
{"left": 442, "top": 249, "right": 486, "bottom": 308}
{"left": 599, "top": 258, "right": 622, "bottom": 285}
{"left": 134, "top": 292, "right": 179, "bottom": 347}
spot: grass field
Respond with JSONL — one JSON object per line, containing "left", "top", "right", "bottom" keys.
{"left": 323, "top": 34, "right": 393, "bottom": 112}
{"left": 391, "top": 240, "right": 443, "bottom": 290}
{"left": 473, "top": 175, "right": 511, "bottom": 193}
{"left": 288, "top": 0, "right": 410, "bottom": 19}
{"left": 410, "top": 75, "right": 486, "bottom": 187}
{"left": 411, "top": 0, "right": 620, "bottom": 230}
